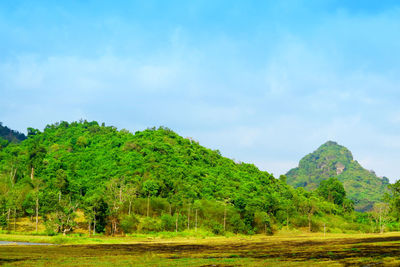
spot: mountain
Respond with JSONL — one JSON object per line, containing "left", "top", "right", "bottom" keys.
{"left": 286, "top": 141, "right": 390, "bottom": 211}
{"left": 0, "top": 121, "right": 376, "bottom": 234}
{"left": 0, "top": 121, "right": 297, "bottom": 233}
{"left": 0, "top": 122, "right": 26, "bottom": 143}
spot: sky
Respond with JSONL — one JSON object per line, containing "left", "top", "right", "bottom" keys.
{"left": 1, "top": 1, "right": 400, "bottom": 182}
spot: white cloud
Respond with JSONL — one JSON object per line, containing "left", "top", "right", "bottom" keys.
{"left": 2, "top": 6, "right": 400, "bottom": 183}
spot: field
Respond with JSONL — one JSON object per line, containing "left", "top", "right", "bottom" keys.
{"left": 1, "top": 232, "right": 400, "bottom": 266}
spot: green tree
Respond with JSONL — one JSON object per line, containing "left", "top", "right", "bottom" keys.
{"left": 317, "top": 177, "right": 346, "bottom": 206}
{"left": 104, "top": 178, "right": 124, "bottom": 235}
{"left": 46, "top": 196, "right": 78, "bottom": 235}
{"left": 142, "top": 179, "right": 159, "bottom": 217}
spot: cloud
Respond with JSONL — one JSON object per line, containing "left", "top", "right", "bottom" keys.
{"left": 1, "top": 2, "right": 400, "bottom": 182}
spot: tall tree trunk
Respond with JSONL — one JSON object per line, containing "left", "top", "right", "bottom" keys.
{"left": 7, "top": 208, "right": 10, "bottom": 231}
{"left": 175, "top": 211, "right": 179, "bottom": 232}
{"left": 187, "top": 204, "right": 190, "bottom": 230}
{"left": 195, "top": 209, "right": 198, "bottom": 232}
{"left": 286, "top": 209, "right": 289, "bottom": 230}
{"left": 112, "top": 219, "right": 117, "bottom": 236}
{"left": 88, "top": 220, "right": 91, "bottom": 237}
{"left": 147, "top": 194, "right": 150, "bottom": 217}
{"left": 35, "top": 195, "right": 39, "bottom": 233}
{"left": 14, "top": 207, "right": 16, "bottom": 231}
{"left": 31, "top": 167, "right": 34, "bottom": 180}
{"left": 59, "top": 191, "right": 61, "bottom": 203}
{"left": 308, "top": 214, "right": 311, "bottom": 232}
{"left": 93, "top": 214, "right": 96, "bottom": 235}
{"left": 223, "top": 205, "right": 227, "bottom": 232}
{"left": 10, "top": 167, "right": 17, "bottom": 185}
{"left": 128, "top": 200, "right": 132, "bottom": 216}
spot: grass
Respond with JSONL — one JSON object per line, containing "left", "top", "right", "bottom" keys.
{"left": 1, "top": 232, "right": 400, "bottom": 266}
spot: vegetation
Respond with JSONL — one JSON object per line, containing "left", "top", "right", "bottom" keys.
{"left": 1, "top": 232, "right": 400, "bottom": 266}
{"left": 0, "top": 121, "right": 398, "bottom": 237}
{"left": 0, "top": 122, "right": 26, "bottom": 147}
{"left": 286, "top": 141, "right": 390, "bottom": 211}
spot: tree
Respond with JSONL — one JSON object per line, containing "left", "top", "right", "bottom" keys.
{"left": 342, "top": 198, "right": 354, "bottom": 213}
{"left": 46, "top": 196, "right": 78, "bottom": 235}
{"left": 299, "top": 195, "right": 319, "bottom": 232}
{"left": 104, "top": 178, "right": 124, "bottom": 235}
{"left": 280, "top": 198, "right": 295, "bottom": 230}
{"left": 317, "top": 178, "right": 346, "bottom": 206}
{"left": 83, "top": 189, "right": 107, "bottom": 235}
{"left": 124, "top": 183, "right": 137, "bottom": 216}
{"left": 142, "top": 180, "right": 159, "bottom": 217}
{"left": 388, "top": 180, "right": 400, "bottom": 219}
{"left": 254, "top": 211, "right": 272, "bottom": 234}
{"left": 31, "top": 177, "right": 43, "bottom": 233}
{"left": 371, "top": 203, "right": 389, "bottom": 233}
{"left": 55, "top": 169, "right": 68, "bottom": 202}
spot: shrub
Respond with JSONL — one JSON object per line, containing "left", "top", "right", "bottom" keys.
{"left": 310, "top": 219, "right": 321, "bottom": 232}
{"left": 208, "top": 221, "right": 224, "bottom": 235}
{"left": 0, "top": 214, "right": 7, "bottom": 228}
{"left": 160, "top": 214, "right": 175, "bottom": 231}
{"left": 229, "top": 213, "right": 246, "bottom": 234}
{"left": 139, "top": 217, "right": 161, "bottom": 233}
{"left": 120, "top": 214, "right": 139, "bottom": 234}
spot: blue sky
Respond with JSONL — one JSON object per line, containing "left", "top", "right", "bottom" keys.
{"left": 1, "top": 1, "right": 400, "bottom": 181}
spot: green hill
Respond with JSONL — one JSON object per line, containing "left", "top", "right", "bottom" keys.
{"left": 0, "top": 122, "right": 26, "bottom": 144}
{"left": 0, "top": 122, "right": 375, "bottom": 235}
{"left": 0, "top": 121, "right": 298, "bottom": 234}
{"left": 286, "top": 141, "right": 390, "bottom": 211}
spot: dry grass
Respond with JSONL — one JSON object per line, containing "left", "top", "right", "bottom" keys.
{"left": 1, "top": 232, "right": 400, "bottom": 266}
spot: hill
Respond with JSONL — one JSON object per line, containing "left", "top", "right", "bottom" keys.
{"left": 286, "top": 141, "right": 390, "bottom": 211}
{"left": 0, "top": 122, "right": 26, "bottom": 144}
{"left": 0, "top": 121, "right": 371, "bottom": 235}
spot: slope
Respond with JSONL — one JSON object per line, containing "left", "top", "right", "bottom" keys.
{"left": 286, "top": 141, "right": 390, "bottom": 211}
{"left": 0, "top": 122, "right": 26, "bottom": 144}
{"left": 0, "top": 121, "right": 367, "bottom": 234}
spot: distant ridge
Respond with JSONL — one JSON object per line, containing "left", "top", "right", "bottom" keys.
{"left": 286, "top": 141, "right": 390, "bottom": 211}
{"left": 0, "top": 122, "right": 26, "bottom": 143}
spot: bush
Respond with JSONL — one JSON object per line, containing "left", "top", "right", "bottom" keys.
{"left": 120, "top": 214, "right": 139, "bottom": 234}
{"left": 254, "top": 211, "right": 273, "bottom": 235}
{"left": 161, "top": 214, "right": 175, "bottom": 231}
{"left": 139, "top": 217, "right": 161, "bottom": 233}
{"left": 292, "top": 215, "right": 308, "bottom": 228}
{"left": 207, "top": 221, "right": 224, "bottom": 235}
{"left": 310, "top": 219, "right": 321, "bottom": 232}
{"left": 0, "top": 214, "right": 7, "bottom": 228}
{"left": 43, "top": 217, "right": 58, "bottom": 236}
{"left": 229, "top": 213, "right": 246, "bottom": 234}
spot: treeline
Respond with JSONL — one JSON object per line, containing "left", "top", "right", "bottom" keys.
{"left": 0, "top": 121, "right": 397, "bottom": 235}
{"left": 0, "top": 122, "right": 26, "bottom": 146}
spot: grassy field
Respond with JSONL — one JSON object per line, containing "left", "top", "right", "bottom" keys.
{"left": 1, "top": 232, "right": 400, "bottom": 266}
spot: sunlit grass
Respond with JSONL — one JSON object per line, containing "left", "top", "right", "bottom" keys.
{"left": 1, "top": 231, "right": 400, "bottom": 266}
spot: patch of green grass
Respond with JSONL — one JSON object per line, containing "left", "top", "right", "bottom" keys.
{"left": 1, "top": 232, "right": 400, "bottom": 266}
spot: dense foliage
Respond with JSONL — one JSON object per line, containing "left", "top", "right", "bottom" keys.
{"left": 0, "top": 121, "right": 393, "bottom": 235}
{"left": 286, "top": 141, "right": 390, "bottom": 211}
{"left": 0, "top": 122, "right": 26, "bottom": 146}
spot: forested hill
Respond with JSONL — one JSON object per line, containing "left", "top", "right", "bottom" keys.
{"left": 0, "top": 121, "right": 359, "bottom": 235}
{"left": 0, "top": 122, "right": 26, "bottom": 144}
{"left": 4, "top": 121, "right": 284, "bottom": 202}
{"left": 286, "top": 141, "right": 390, "bottom": 211}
